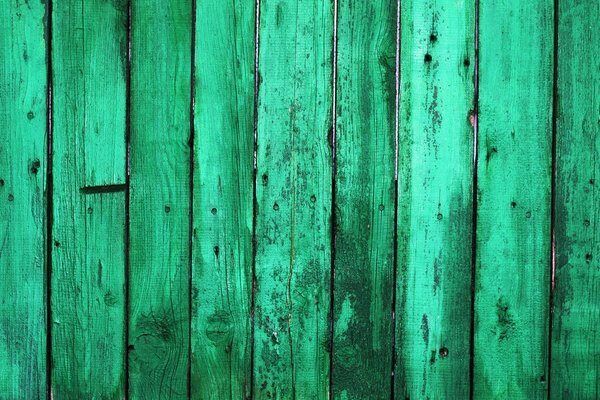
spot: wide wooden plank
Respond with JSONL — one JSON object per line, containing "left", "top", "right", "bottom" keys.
{"left": 51, "top": 0, "right": 128, "bottom": 397}
{"left": 190, "top": 0, "right": 254, "bottom": 398}
{"left": 474, "top": 0, "right": 553, "bottom": 397}
{"left": 332, "top": 1, "right": 396, "bottom": 398}
{"left": 552, "top": 0, "right": 600, "bottom": 397}
{"left": 129, "top": 1, "right": 192, "bottom": 398}
{"left": 395, "top": 0, "right": 475, "bottom": 397}
{"left": 0, "top": 1, "right": 47, "bottom": 397}
{"left": 253, "top": 0, "right": 334, "bottom": 397}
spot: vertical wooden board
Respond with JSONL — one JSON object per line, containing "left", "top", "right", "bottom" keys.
{"left": 395, "top": 0, "right": 474, "bottom": 398}
{"left": 55, "top": 0, "right": 127, "bottom": 189}
{"left": 0, "top": 1, "right": 47, "bottom": 398}
{"left": 332, "top": 1, "right": 396, "bottom": 398}
{"left": 552, "top": 0, "right": 600, "bottom": 397}
{"left": 129, "top": 0, "right": 191, "bottom": 398}
{"left": 51, "top": 1, "right": 128, "bottom": 397}
{"left": 475, "top": 0, "right": 553, "bottom": 397}
{"left": 51, "top": 192, "right": 126, "bottom": 398}
{"left": 80, "top": 0, "right": 128, "bottom": 187}
{"left": 190, "top": 0, "right": 254, "bottom": 398}
{"left": 253, "top": 0, "right": 333, "bottom": 398}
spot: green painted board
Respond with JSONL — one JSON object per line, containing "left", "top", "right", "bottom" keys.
{"left": 474, "top": 0, "right": 553, "bottom": 398}
{"left": 50, "top": 192, "right": 126, "bottom": 398}
{"left": 51, "top": 0, "right": 128, "bottom": 397}
{"left": 79, "top": 0, "right": 127, "bottom": 187}
{"left": 129, "top": 1, "right": 192, "bottom": 398}
{"left": 0, "top": 1, "right": 47, "bottom": 398}
{"left": 57, "top": 0, "right": 126, "bottom": 188}
{"left": 395, "top": 0, "right": 474, "bottom": 398}
{"left": 253, "top": 0, "right": 334, "bottom": 398}
{"left": 552, "top": 0, "right": 600, "bottom": 397}
{"left": 190, "top": 0, "right": 254, "bottom": 398}
{"left": 332, "top": 1, "right": 396, "bottom": 398}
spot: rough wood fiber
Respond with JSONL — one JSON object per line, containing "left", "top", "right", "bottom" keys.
{"left": 0, "top": 1, "right": 47, "bottom": 398}
{"left": 129, "top": 1, "right": 192, "bottom": 398}
{"left": 51, "top": 0, "right": 128, "bottom": 397}
{"left": 395, "top": 0, "right": 475, "bottom": 397}
{"left": 332, "top": 1, "right": 396, "bottom": 398}
{"left": 253, "top": 0, "right": 334, "bottom": 398}
{"left": 552, "top": 0, "right": 600, "bottom": 397}
{"left": 475, "top": 0, "right": 553, "bottom": 397}
{"left": 191, "top": 0, "right": 255, "bottom": 398}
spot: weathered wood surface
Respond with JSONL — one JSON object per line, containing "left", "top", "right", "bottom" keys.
{"left": 253, "top": 0, "right": 334, "bottom": 398}
{"left": 474, "top": 0, "right": 553, "bottom": 397}
{"left": 3, "top": 0, "right": 600, "bottom": 398}
{"left": 190, "top": 0, "right": 255, "bottom": 398}
{"left": 129, "top": 1, "right": 192, "bottom": 398}
{"left": 552, "top": 0, "right": 600, "bottom": 397}
{"left": 51, "top": 0, "right": 128, "bottom": 397}
{"left": 395, "top": 0, "right": 475, "bottom": 398}
{"left": 332, "top": 0, "right": 396, "bottom": 398}
{"left": 0, "top": 1, "right": 47, "bottom": 398}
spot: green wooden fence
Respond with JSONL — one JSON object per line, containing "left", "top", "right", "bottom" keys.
{"left": 0, "top": 0, "right": 598, "bottom": 398}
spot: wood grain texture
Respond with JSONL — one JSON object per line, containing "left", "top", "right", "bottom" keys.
{"left": 190, "top": 0, "right": 255, "bottom": 398}
{"left": 332, "top": 1, "right": 396, "bottom": 398}
{"left": 474, "top": 0, "right": 553, "bottom": 397}
{"left": 0, "top": 1, "right": 47, "bottom": 398}
{"left": 253, "top": 0, "right": 334, "bottom": 398}
{"left": 129, "top": 1, "right": 192, "bottom": 398}
{"left": 395, "top": 0, "right": 475, "bottom": 397}
{"left": 50, "top": 193, "right": 126, "bottom": 398}
{"left": 51, "top": 0, "right": 128, "bottom": 397}
{"left": 552, "top": 0, "right": 600, "bottom": 397}
{"left": 80, "top": 0, "right": 127, "bottom": 187}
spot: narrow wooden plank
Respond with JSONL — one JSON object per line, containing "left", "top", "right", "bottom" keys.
{"left": 253, "top": 0, "right": 334, "bottom": 397}
{"left": 0, "top": 1, "right": 47, "bottom": 397}
{"left": 129, "top": 1, "right": 192, "bottom": 397}
{"left": 51, "top": 193, "right": 126, "bottom": 398}
{"left": 80, "top": 1, "right": 127, "bottom": 187}
{"left": 332, "top": 1, "right": 396, "bottom": 398}
{"left": 395, "top": 0, "right": 475, "bottom": 397}
{"left": 474, "top": 0, "right": 553, "bottom": 397}
{"left": 190, "top": 0, "right": 254, "bottom": 397}
{"left": 50, "top": 1, "right": 128, "bottom": 397}
{"left": 552, "top": 0, "right": 600, "bottom": 397}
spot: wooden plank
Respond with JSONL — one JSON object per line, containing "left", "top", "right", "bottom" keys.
{"left": 51, "top": 193, "right": 126, "bottom": 398}
{"left": 80, "top": 1, "right": 127, "bottom": 187}
{"left": 0, "top": 1, "right": 47, "bottom": 397}
{"left": 332, "top": 1, "right": 396, "bottom": 398}
{"left": 395, "top": 0, "right": 475, "bottom": 397}
{"left": 190, "top": 0, "right": 254, "bottom": 398}
{"left": 474, "top": 0, "right": 553, "bottom": 397}
{"left": 552, "top": 0, "right": 600, "bottom": 397}
{"left": 50, "top": 0, "right": 128, "bottom": 397}
{"left": 253, "top": 0, "right": 334, "bottom": 397}
{"left": 128, "top": 1, "right": 192, "bottom": 398}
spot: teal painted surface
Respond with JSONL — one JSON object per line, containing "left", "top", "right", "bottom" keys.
{"left": 253, "top": 0, "right": 334, "bottom": 398}
{"left": 0, "top": 1, "right": 47, "bottom": 397}
{"left": 50, "top": 1, "right": 128, "bottom": 396}
{"left": 332, "top": 0, "right": 396, "bottom": 398}
{"left": 1, "top": 1, "right": 600, "bottom": 398}
{"left": 395, "top": 0, "right": 475, "bottom": 397}
{"left": 191, "top": 0, "right": 255, "bottom": 398}
{"left": 552, "top": 0, "right": 600, "bottom": 397}
{"left": 475, "top": 0, "right": 553, "bottom": 398}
